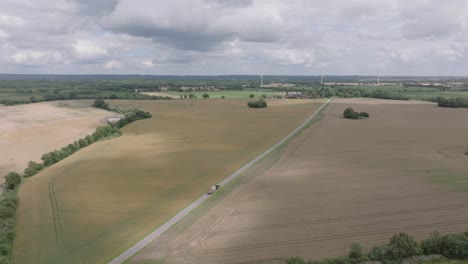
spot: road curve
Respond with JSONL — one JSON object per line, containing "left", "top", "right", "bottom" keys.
{"left": 108, "top": 98, "right": 333, "bottom": 264}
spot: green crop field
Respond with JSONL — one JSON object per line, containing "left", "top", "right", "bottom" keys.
{"left": 12, "top": 98, "right": 323, "bottom": 264}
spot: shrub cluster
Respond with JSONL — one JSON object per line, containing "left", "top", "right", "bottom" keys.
{"left": 40, "top": 125, "right": 121, "bottom": 167}
{"left": 0, "top": 194, "right": 18, "bottom": 263}
{"left": 0, "top": 101, "right": 152, "bottom": 263}
{"left": 437, "top": 97, "right": 468, "bottom": 108}
{"left": 94, "top": 98, "right": 110, "bottom": 110}
{"left": 247, "top": 99, "right": 268, "bottom": 108}
{"left": 0, "top": 174, "right": 21, "bottom": 262}
{"left": 304, "top": 88, "right": 410, "bottom": 101}
{"left": 286, "top": 231, "right": 468, "bottom": 264}
{"left": 343, "top": 107, "right": 370, "bottom": 119}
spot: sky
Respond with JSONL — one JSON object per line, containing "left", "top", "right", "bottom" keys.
{"left": 1, "top": 0, "right": 468, "bottom": 76}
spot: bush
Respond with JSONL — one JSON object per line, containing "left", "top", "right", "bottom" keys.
{"left": 343, "top": 107, "right": 359, "bottom": 119}
{"left": 0, "top": 207, "right": 15, "bottom": 219}
{"left": 437, "top": 97, "right": 468, "bottom": 108}
{"left": 247, "top": 99, "right": 267, "bottom": 108}
{"left": 0, "top": 244, "right": 8, "bottom": 256}
{"left": 286, "top": 257, "right": 308, "bottom": 264}
{"left": 4, "top": 172, "right": 21, "bottom": 190}
{"left": 358, "top": 112, "right": 369, "bottom": 118}
{"left": 343, "top": 108, "right": 370, "bottom": 119}
{"left": 348, "top": 243, "right": 364, "bottom": 261}
{"left": 368, "top": 244, "right": 390, "bottom": 261}
{"left": 202, "top": 93, "right": 209, "bottom": 99}
{"left": 439, "top": 233, "right": 468, "bottom": 259}
{"left": 23, "top": 161, "right": 44, "bottom": 177}
{"left": 93, "top": 98, "right": 109, "bottom": 110}
{"left": 421, "top": 232, "right": 443, "bottom": 255}
{"left": 0, "top": 198, "right": 17, "bottom": 210}
{"left": 388, "top": 233, "right": 421, "bottom": 258}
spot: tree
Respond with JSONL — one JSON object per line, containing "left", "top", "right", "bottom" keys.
{"left": 349, "top": 243, "right": 364, "bottom": 261}
{"left": 188, "top": 94, "right": 196, "bottom": 105}
{"left": 221, "top": 95, "right": 225, "bottom": 99}
{"left": 388, "top": 233, "right": 421, "bottom": 258}
{"left": 23, "top": 161, "right": 44, "bottom": 177}
{"left": 202, "top": 93, "right": 209, "bottom": 99}
{"left": 343, "top": 107, "right": 358, "bottom": 119}
{"left": 421, "top": 232, "right": 443, "bottom": 255}
{"left": 359, "top": 112, "right": 370, "bottom": 118}
{"left": 4, "top": 172, "right": 21, "bottom": 190}
{"left": 262, "top": 94, "right": 267, "bottom": 99}
{"left": 285, "top": 257, "right": 307, "bottom": 264}
{"left": 368, "top": 245, "right": 390, "bottom": 261}
{"left": 247, "top": 99, "right": 267, "bottom": 108}
{"left": 249, "top": 94, "right": 255, "bottom": 98}
{"left": 94, "top": 98, "right": 109, "bottom": 110}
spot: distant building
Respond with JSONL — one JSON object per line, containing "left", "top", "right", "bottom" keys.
{"left": 261, "top": 83, "right": 296, "bottom": 88}
{"left": 285, "top": 91, "right": 304, "bottom": 99}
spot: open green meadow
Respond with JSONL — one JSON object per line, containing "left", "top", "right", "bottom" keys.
{"left": 12, "top": 98, "right": 323, "bottom": 264}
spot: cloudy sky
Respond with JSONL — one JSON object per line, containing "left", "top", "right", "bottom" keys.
{"left": 1, "top": 0, "right": 468, "bottom": 75}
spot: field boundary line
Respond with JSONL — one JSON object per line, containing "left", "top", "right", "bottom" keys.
{"left": 108, "top": 98, "right": 333, "bottom": 264}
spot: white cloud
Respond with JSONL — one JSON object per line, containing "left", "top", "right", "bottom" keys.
{"left": 73, "top": 40, "right": 108, "bottom": 58}
{"left": 103, "top": 60, "right": 122, "bottom": 69}
{"left": 10, "top": 50, "right": 63, "bottom": 65}
{"left": 0, "top": 29, "right": 8, "bottom": 38}
{"left": 0, "top": 14, "right": 26, "bottom": 27}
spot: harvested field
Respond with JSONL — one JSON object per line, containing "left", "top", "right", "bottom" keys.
{"left": 0, "top": 100, "right": 111, "bottom": 181}
{"left": 12, "top": 99, "right": 323, "bottom": 264}
{"left": 130, "top": 98, "right": 468, "bottom": 264}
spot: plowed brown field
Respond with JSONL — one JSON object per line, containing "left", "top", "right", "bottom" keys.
{"left": 130, "top": 98, "right": 468, "bottom": 264}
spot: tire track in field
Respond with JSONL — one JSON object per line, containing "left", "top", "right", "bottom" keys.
{"left": 188, "top": 218, "right": 468, "bottom": 255}
{"left": 232, "top": 191, "right": 458, "bottom": 216}
{"left": 206, "top": 203, "right": 468, "bottom": 238}
{"left": 48, "top": 178, "right": 66, "bottom": 248}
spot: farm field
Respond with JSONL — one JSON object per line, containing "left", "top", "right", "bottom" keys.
{"left": 166, "top": 90, "right": 284, "bottom": 99}
{"left": 0, "top": 100, "right": 111, "bottom": 181}
{"left": 130, "top": 98, "right": 468, "bottom": 264}
{"left": 11, "top": 98, "right": 324, "bottom": 264}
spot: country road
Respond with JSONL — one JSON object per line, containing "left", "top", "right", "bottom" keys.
{"left": 108, "top": 98, "right": 333, "bottom": 264}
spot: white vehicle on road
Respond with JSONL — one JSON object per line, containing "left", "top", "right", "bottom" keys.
{"left": 207, "top": 184, "right": 221, "bottom": 195}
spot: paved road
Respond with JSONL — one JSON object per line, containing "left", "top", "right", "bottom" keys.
{"left": 108, "top": 98, "right": 333, "bottom": 264}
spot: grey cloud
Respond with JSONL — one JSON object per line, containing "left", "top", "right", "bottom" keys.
{"left": 102, "top": 0, "right": 282, "bottom": 51}
{"left": 1, "top": 0, "right": 468, "bottom": 75}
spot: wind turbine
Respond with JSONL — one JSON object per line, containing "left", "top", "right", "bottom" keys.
{"left": 320, "top": 68, "right": 324, "bottom": 85}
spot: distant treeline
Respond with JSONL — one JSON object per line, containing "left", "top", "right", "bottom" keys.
{"left": 0, "top": 100, "right": 151, "bottom": 263}
{"left": 436, "top": 97, "right": 468, "bottom": 108}
{"left": 304, "top": 87, "right": 410, "bottom": 101}
{"left": 286, "top": 231, "right": 468, "bottom": 264}
{"left": 0, "top": 92, "right": 170, "bottom": 106}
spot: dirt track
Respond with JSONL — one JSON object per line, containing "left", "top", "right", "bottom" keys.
{"left": 0, "top": 101, "right": 110, "bottom": 180}
{"left": 130, "top": 98, "right": 468, "bottom": 264}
